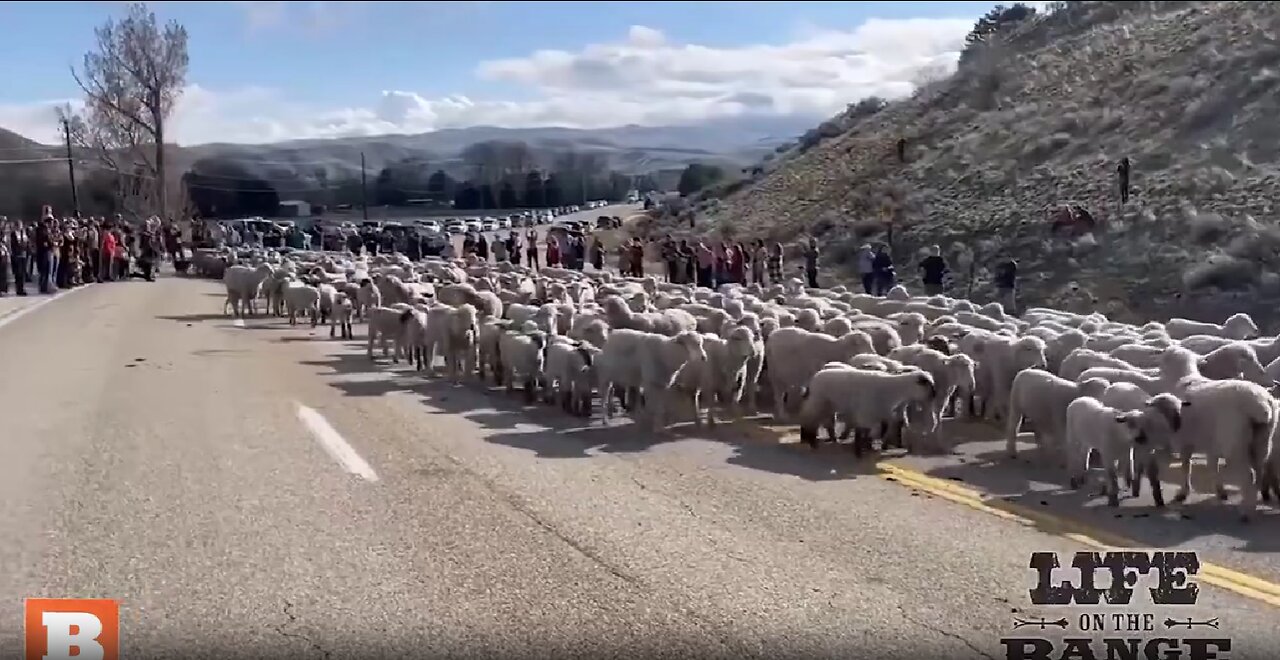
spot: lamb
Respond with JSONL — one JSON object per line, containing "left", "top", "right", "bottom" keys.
{"left": 849, "top": 319, "right": 903, "bottom": 355}
{"left": 1197, "top": 343, "right": 1273, "bottom": 387}
{"left": 476, "top": 318, "right": 513, "bottom": 384}
{"left": 764, "top": 327, "right": 876, "bottom": 420}
{"left": 1005, "top": 369, "right": 1109, "bottom": 464}
{"left": 544, "top": 340, "right": 601, "bottom": 416}
{"left": 222, "top": 264, "right": 273, "bottom": 317}
{"left": 796, "top": 365, "right": 937, "bottom": 457}
{"left": 355, "top": 279, "right": 382, "bottom": 320}
{"left": 822, "top": 316, "right": 854, "bottom": 338}
{"left": 889, "top": 345, "right": 977, "bottom": 427}
{"left": 697, "top": 327, "right": 762, "bottom": 426}
{"left": 595, "top": 329, "right": 651, "bottom": 425}
{"left": 366, "top": 306, "right": 409, "bottom": 362}
{"left": 1064, "top": 396, "right": 1160, "bottom": 506}
{"left": 329, "top": 295, "right": 354, "bottom": 340}
{"left": 1166, "top": 313, "right": 1260, "bottom": 341}
{"left": 1161, "top": 379, "right": 1277, "bottom": 520}
{"left": 283, "top": 281, "right": 322, "bottom": 327}
{"left": 498, "top": 329, "right": 550, "bottom": 403}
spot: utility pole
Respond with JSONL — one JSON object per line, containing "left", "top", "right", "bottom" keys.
{"left": 360, "top": 152, "right": 369, "bottom": 221}
{"left": 62, "top": 117, "right": 80, "bottom": 217}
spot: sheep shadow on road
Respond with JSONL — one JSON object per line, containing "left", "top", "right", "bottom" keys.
{"left": 912, "top": 439, "right": 1280, "bottom": 556}
{"left": 297, "top": 347, "right": 874, "bottom": 482}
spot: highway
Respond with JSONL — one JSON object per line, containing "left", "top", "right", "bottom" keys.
{"left": 2, "top": 254, "right": 1280, "bottom": 657}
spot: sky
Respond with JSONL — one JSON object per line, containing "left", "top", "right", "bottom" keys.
{"left": 0, "top": 1, "right": 1044, "bottom": 146}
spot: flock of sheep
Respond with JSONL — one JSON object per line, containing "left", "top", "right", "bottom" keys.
{"left": 203, "top": 246, "right": 1280, "bottom": 523}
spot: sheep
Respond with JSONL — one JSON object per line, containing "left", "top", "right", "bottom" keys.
{"left": 477, "top": 318, "right": 513, "bottom": 384}
{"left": 499, "top": 329, "right": 550, "bottom": 403}
{"left": 978, "top": 335, "right": 1049, "bottom": 422}
{"left": 886, "top": 312, "right": 926, "bottom": 346}
{"left": 640, "top": 331, "right": 710, "bottom": 432}
{"left": 764, "top": 327, "right": 876, "bottom": 420}
{"left": 796, "top": 365, "right": 938, "bottom": 457}
{"left": 889, "top": 345, "right": 977, "bottom": 428}
{"left": 601, "top": 295, "right": 698, "bottom": 336}
{"left": 849, "top": 319, "right": 903, "bottom": 355}
{"left": 1198, "top": 343, "right": 1273, "bottom": 387}
{"left": 222, "top": 264, "right": 272, "bottom": 317}
{"left": 329, "top": 295, "right": 354, "bottom": 340}
{"left": 1064, "top": 396, "right": 1159, "bottom": 506}
{"left": 1058, "top": 348, "right": 1138, "bottom": 380}
{"left": 1005, "top": 369, "right": 1109, "bottom": 464}
{"left": 1162, "top": 379, "right": 1277, "bottom": 520}
{"left": 697, "top": 326, "right": 761, "bottom": 426}
{"left": 366, "top": 306, "right": 409, "bottom": 362}
{"left": 544, "top": 340, "right": 601, "bottom": 416}
{"left": 822, "top": 316, "right": 854, "bottom": 338}
{"left": 283, "top": 281, "right": 322, "bottom": 327}
{"left": 595, "top": 329, "right": 651, "bottom": 425}
{"left": 355, "top": 279, "right": 382, "bottom": 320}
{"left": 436, "top": 304, "right": 480, "bottom": 383}
{"left": 1166, "top": 313, "right": 1260, "bottom": 341}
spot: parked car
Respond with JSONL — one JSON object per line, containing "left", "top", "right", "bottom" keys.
{"left": 416, "top": 219, "right": 442, "bottom": 233}
{"left": 464, "top": 218, "right": 482, "bottom": 233}
{"left": 480, "top": 219, "right": 498, "bottom": 232}
{"left": 446, "top": 220, "right": 467, "bottom": 234}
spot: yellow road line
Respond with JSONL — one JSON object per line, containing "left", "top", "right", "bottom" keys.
{"left": 735, "top": 421, "right": 1280, "bottom": 608}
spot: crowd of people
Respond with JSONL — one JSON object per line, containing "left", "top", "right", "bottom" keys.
{"left": 0, "top": 209, "right": 179, "bottom": 297}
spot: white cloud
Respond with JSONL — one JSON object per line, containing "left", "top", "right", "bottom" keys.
{"left": 1, "top": 13, "right": 977, "bottom": 146}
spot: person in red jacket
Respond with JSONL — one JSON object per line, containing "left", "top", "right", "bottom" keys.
{"left": 101, "top": 229, "right": 118, "bottom": 282}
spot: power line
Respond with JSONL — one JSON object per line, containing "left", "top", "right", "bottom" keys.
{"left": 0, "top": 157, "right": 73, "bottom": 165}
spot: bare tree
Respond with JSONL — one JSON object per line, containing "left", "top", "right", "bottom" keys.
{"left": 68, "top": 2, "right": 188, "bottom": 221}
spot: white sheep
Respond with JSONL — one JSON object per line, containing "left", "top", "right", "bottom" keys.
{"left": 1064, "top": 396, "right": 1158, "bottom": 506}
{"left": 1006, "top": 369, "right": 1109, "bottom": 464}
{"left": 1163, "top": 379, "right": 1277, "bottom": 520}
{"left": 366, "top": 306, "right": 408, "bottom": 362}
{"left": 1166, "top": 313, "right": 1260, "bottom": 341}
{"left": 283, "top": 281, "right": 321, "bottom": 327}
{"left": 1059, "top": 348, "right": 1139, "bottom": 380}
{"left": 639, "top": 331, "right": 709, "bottom": 432}
{"left": 499, "top": 329, "right": 550, "bottom": 403}
{"left": 545, "top": 339, "right": 601, "bottom": 416}
{"left": 764, "top": 327, "right": 876, "bottom": 420}
{"left": 329, "top": 295, "right": 354, "bottom": 340}
{"left": 889, "top": 345, "right": 977, "bottom": 428}
{"left": 977, "top": 335, "right": 1049, "bottom": 422}
{"left": 356, "top": 278, "right": 382, "bottom": 320}
{"left": 222, "top": 264, "right": 272, "bottom": 317}
{"left": 796, "top": 365, "right": 937, "bottom": 457}
{"left": 698, "top": 326, "right": 762, "bottom": 426}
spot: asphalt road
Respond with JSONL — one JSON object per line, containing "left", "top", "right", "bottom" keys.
{"left": 3, "top": 271, "right": 1280, "bottom": 658}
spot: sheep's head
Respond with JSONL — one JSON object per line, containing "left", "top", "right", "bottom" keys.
{"left": 674, "top": 331, "right": 707, "bottom": 361}
{"left": 886, "top": 285, "right": 910, "bottom": 301}
{"left": 837, "top": 329, "right": 876, "bottom": 358}
{"left": 1014, "top": 337, "right": 1048, "bottom": 370}
{"left": 1160, "top": 346, "right": 1200, "bottom": 377}
{"left": 925, "top": 336, "right": 952, "bottom": 355}
{"left": 906, "top": 370, "right": 937, "bottom": 402}
{"left": 1117, "top": 393, "right": 1184, "bottom": 450}
{"left": 1078, "top": 377, "right": 1110, "bottom": 399}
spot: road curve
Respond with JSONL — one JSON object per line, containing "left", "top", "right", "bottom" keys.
{"left": 1, "top": 274, "right": 1278, "bottom": 658}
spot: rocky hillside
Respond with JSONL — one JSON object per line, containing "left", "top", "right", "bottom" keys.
{"left": 699, "top": 1, "right": 1280, "bottom": 325}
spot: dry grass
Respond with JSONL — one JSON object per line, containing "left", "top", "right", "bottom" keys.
{"left": 682, "top": 1, "right": 1280, "bottom": 324}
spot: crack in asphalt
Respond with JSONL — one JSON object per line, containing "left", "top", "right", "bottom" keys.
{"left": 272, "top": 600, "right": 333, "bottom": 659}
{"left": 898, "top": 604, "right": 997, "bottom": 660}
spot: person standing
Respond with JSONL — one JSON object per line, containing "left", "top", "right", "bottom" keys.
{"left": 525, "top": 230, "right": 539, "bottom": 269}
{"left": 628, "top": 239, "right": 645, "bottom": 277}
{"left": 0, "top": 218, "right": 10, "bottom": 295}
{"left": 1117, "top": 157, "right": 1131, "bottom": 205}
{"left": 766, "top": 242, "right": 783, "bottom": 285}
{"left": 546, "top": 235, "right": 560, "bottom": 268}
{"left": 871, "top": 244, "right": 895, "bottom": 296}
{"left": 918, "top": 245, "right": 948, "bottom": 296}
{"left": 749, "top": 240, "right": 765, "bottom": 285}
{"left": 34, "top": 216, "right": 54, "bottom": 294}
{"left": 994, "top": 257, "right": 1019, "bottom": 315}
{"left": 803, "top": 237, "right": 820, "bottom": 289}
{"left": 695, "top": 242, "right": 715, "bottom": 289}
{"left": 855, "top": 243, "right": 875, "bottom": 294}
{"left": 8, "top": 220, "right": 29, "bottom": 295}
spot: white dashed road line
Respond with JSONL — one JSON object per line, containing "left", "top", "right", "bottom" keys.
{"left": 295, "top": 403, "right": 380, "bottom": 482}
{"left": 0, "top": 284, "right": 95, "bottom": 332}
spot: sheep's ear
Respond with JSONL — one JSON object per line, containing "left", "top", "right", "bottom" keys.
{"left": 1181, "top": 400, "right": 1192, "bottom": 408}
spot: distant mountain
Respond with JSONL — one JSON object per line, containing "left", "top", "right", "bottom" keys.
{"left": 1, "top": 115, "right": 815, "bottom": 182}
{"left": 179, "top": 115, "right": 817, "bottom": 179}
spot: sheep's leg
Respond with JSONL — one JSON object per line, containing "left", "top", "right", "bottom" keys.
{"left": 1235, "top": 455, "right": 1259, "bottom": 522}
{"left": 689, "top": 390, "right": 703, "bottom": 428}
{"left": 1103, "top": 460, "right": 1121, "bottom": 507}
{"left": 1121, "top": 447, "right": 1136, "bottom": 494}
{"left": 1207, "top": 450, "right": 1228, "bottom": 501}
{"left": 366, "top": 331, "right": 377, "bottom": 359}
{"left": 578, "top": 391, "right": 593, "bottom": 418}
{"left": 1004, "top": 404, "right": 1022, "bottom": 459}
{"left": 523, "top": 378, "right": 536, "bottom": 404}
{"left": 1173, "top": 450, "right": 1193, "bottom": 503}
{"left": 852, "top": 428, "right": 869, "bottom": 458}
{"left": 772, "top": 387, "right": 788, "bottom": 422}
{"left": 600, "top": 382, "right": 615, "bottom": 425}
{"left": 1147, "top": 460, "right": 1165, "bottom": 507}
{"left": 505, "top": 366, "right": 517, "bottom": 394}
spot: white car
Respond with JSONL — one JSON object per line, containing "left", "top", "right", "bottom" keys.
{"left": 446, "top": 220, "right": 467, "bottom": 234}
{"left": 481, "top": 219, "right": 498, "bottom": 232}
{"left": 464, "top": 218, "right": 482, "bottom": 233}
{"left": 497, "top": 218, "right": 511, "bottom": 229}
{"left": 417, "top": 219, "right": 442, "bottom": 233}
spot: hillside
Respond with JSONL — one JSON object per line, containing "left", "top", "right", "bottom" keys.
{"left": 699, "top": 1, "right": 1280, "bottom": 325}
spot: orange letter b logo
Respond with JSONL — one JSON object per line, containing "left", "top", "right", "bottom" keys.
{"left": 24, "top": 599, "right": 119, "bottom": 660}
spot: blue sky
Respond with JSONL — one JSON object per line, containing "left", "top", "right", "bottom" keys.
{"left": 0, "top": 1, "right": 1029, "bottom": 145}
